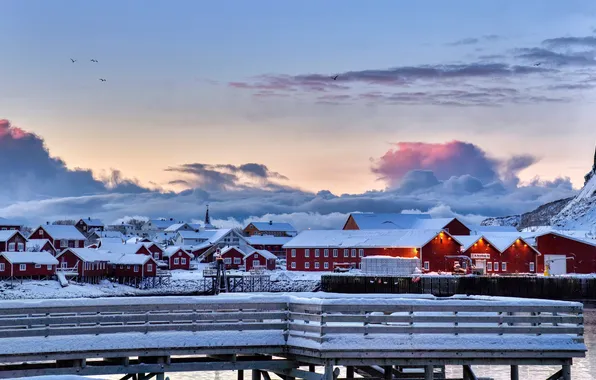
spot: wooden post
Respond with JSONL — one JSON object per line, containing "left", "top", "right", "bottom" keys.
{"left": 238, "top": 370, "right": 244, "bottom": 380}
{"left": 323, "top": 362, "right": 334, "bottom": 380}
{"left": 562, "top": 364, "right": 571, "bottom": 380}
{"left": 384, "top": 366, "right": 392, "bottom": 380}
{"left": 309, "top": 365, "right": 316, "bottom": 372}
{"left": 252, "top": 369, "right": 261, "bottom": 380}
{"left": 510, "top": 365, "right": 519, "bottom": 380}
{"left": 424, "top": 365, "right": 433, "bottom": 380}
{"left": 346, "top": 366, "right": 355, "bottom": 379}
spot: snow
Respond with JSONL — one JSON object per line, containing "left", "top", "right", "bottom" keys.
{"left": 411, "top": 218, "right": 456, "bottom": 230}
{"left": 349, "top": 212, "right": 432, "bottom": 229}
{"left": 163, "top": 246, "right": 192, "bottom": 258}
{"left": 0, "top": 251, "right": 58, "bottom": 265}
{"left": 94, "top": 230, "right": 124, "bottom": 239}
{"left": 115, "top": 253, "right": 154, "bottom": 265}
{"left": 35, "top": 225, "right": 85, "bottom": 240}
{"left": 469, "top": 225, "right": 519, "bottom": 233}
{"left": 247, "top": 249, "right": 277, "bottom": 260}
{"left": 0, "top": 230, "right": 21, "bottom": 242}
{"left": 80, "top": 218, "right": 104, "bottom": 227}
{"left": 145, "top": 219, "right": 177, "bottom": 230}
{"left": 250, "top": 222, "right": 297, "bottom": 233}
{"left": 552, "top": 172, "right": 596, "bottom": 230}
{"left": 246, "top": 235, "right": 292, "bottom": 245}
{"left": 56, "top": 248, "right": 111, "bottom": 262}
{"left": 283, "top": 229, "right": 443, "bottom": 249}
{"left": 98, "top": 237, "right": 125, "bottom": 245}
{"left": 100, "top": 242, "right": 146, "bottom": 254}
{"left": 0, "top": 217, "right": 23, "bottom": 227}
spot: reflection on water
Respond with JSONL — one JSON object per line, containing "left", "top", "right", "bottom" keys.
{"left": 101, "top": 310, "right": 596, "bottom": 380}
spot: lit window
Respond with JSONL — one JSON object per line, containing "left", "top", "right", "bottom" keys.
{"left": 423, "top": 261, "right": 429, "bottom": 271}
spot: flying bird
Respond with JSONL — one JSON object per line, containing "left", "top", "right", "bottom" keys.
{"left": 99, "top": 78, "right": 106, "bottom": 82}
{"left": 90, "top": 59, "right": 98, "bottom": 63}
{"left": 331, "top": 75, "right": 339, "bottom": 80}
{"left": 534, "top": 63, "right": 541, "bottom": 66}
{"left": 70, "top": 58, "right": 76, "bottom": 63}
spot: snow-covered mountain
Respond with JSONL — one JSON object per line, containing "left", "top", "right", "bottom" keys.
{"left": 481, "top": 197, "right": 573, "bottom": 230}
{"left": 551, "top": 170, "right": 596, "bottom": 230}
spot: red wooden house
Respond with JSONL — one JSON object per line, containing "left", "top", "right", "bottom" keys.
{"left": 56, "top": 248, "right": 110, "bottom": 282}
{"left": 534, "top": 231, "right": 596, "bottom": 274}
{"left": 144, "top": 242, "right": 164, "bottom": 261}
{"left": 284, "top": 229, "right": 462, "bottom": 272}
{"left": 0, "top": 252, "right": 58, "bottom": 279}
{"left": 0, "top": 230, "right": 27, "bottom": 252}
{"left": 456, "top": 235, "right": 540, "bottom": 274}
{"left": 244, "top": 249, "right": 277, "bottom": 271}
{"left": 75, "top": 217, "right": 105, "bottom": 234}
{"left": 163, "top": 246, "right": 192, "bottom": 270}
{"left": 27, "top": 239, "right": 57, "bottom": 255}
{"left": 98, "top": 242, "right": 152, "bottom": 256}
{"left": 112, "top": 254, "right": 157, "bottom": 278}
{"left": 0, "top": 217, "right": 24, "bottom": 231}
{"left": 245, "top": 236, "right": 291, "bottom": 259}
{"left": 29, "top": 225, "right": 86, "bottom": 253}
{"left": 220, "top": 246, "right": 246, "bottom": 269}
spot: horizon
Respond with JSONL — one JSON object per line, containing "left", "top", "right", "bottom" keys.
{"left": 2, "top": 1, "right": 596, "bottom": 229}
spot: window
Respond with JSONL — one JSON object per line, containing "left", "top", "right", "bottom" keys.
{"left": 181, "top": 258, "right": 187, "bottom": 265}
{"left": 147, "top": 264, "right": 153, "bottom": 271}
{"left": 324, "top": 249, "right": 329, "bottom": 257}
{"left": 0, "top": 263, "right": 4, "bottom": 271}
{"left": 487, "top": 262, "right": 492, "bottom": 271}
{"left": 35, "top": 264, "right": 41, "bottom": 269}
{"left": 8, "top": 243, "right": 15, "bottom": 251}
{"left": 291, "top": 249, "right": 296, "bottom": 258}
{"left": 19, "top": 264, "right": 26, "bottom": 271}
{"left": 234, "top": 257, "right": 241, "bottom": 264}
{"left": 315, "top": 262, "right": 320, "bottom": 269}
{"left": 47, "top": 265, "right": 52, "bottom": 270}
{"left": 333, "top": 249, "right": 338, "bottom": 258}
{"left": 253, "top": 260, "right": 260, "bottom": 267}
{"left": 358, "top": 249, "right": 364, "bottom": 257}
{"left": 291, "top": 262, "right": 296, "bottom": 269}
{"left": 126, "top": 265, "right": 130, "bottom": 269}
{"left": 224, "top": 258, "right": 231, "bottom": 264}
{"left": 315, "top": 249, "right": 320, "bottom": 258}
{"left": 39, "top": 230, "right": 43, "bottom": 236}
{"left": 423, "top": 261, "right": 429, "bottom": 271}
{"left": 324, "top": 262, "right": 329, "bottom": 269}
{"left": 61, "top": 262, "right": 67, "bottom": 268}
{"left": 74, "top": 241, "right": 79, "bottom": 248}
{"left": 501, "top": 262, "right": 507, "bottom": 272}
{"left": 305, "top": 249, "right": 310, "bottom": 258}
{"left": 61, "top": 240, "right": 67, "bottom": 248}
{"left": 174, "top": 258, "right": 180, "bottom": 265}
{"left": 304, "top": 262, "right": 310, "bottom": 269}
{"left": 17, "top": 243, "right": 24, "bottom": 251}
{"left": 154, "top": 252, "right": 160, "bottom": 259}
{"left": 493, "top": 262, "right": 499, "bottom": 272}
{"left": 134, "top": 265, "right": 139, "bottom": 272}
{"left": 343, "top": 249, "right": 349, "bottom": 258}
{"left": 529, "top": 262, "right": 535, "bottom": 272}
{"left": 351, "top": 249, "right": 356, "bottom": 258}
{"left": 120, "top": 265, "right": 124, "bottom": 269}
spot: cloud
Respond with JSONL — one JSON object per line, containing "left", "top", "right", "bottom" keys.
{"left": 543, "top": 36, "right": 596, "bottom": 49}
{"left": 515, "top": 47, "right": 596, "bottom": 67}
{"left": 447, "top": 35, "right": 502, "bottom": 46}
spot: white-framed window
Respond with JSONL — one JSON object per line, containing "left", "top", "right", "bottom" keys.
{"left": 315, "top": 262, "right": 320, "bottom": 269}
{"left": 343, "top": 249, "right": 349, "bottom": 258}
{"left": 487, "top": 262, "right": 493, "bottom": 271}
{"left": 224, "top": 258, "right": 231, "bottom": 264}
{"left": 291, "top": 262, "right": 296, "bottom": 269}
{"left": 74, "top": 241, "right": 79, "bottom": 248}
{"left": 0, "top": 263, "right": 4, "bottom": 271}
{"left": 47, "top": 265, "right": 52, "bottom": 270}
{"left": 134, "top": 265, "right": 139, "bottom": 272}
{"left": 174, "top": 258, "right": 180, "bottom": 265}
{"left": 61, "top": 262, "right": 67, "bottom": 269}
{"left": 39, "top": 229, "right": 43, "bottom": 236}
{"left": 253, "top": 260, "right": 260, "bottom": 267}
{"left": 324, "top": 249, "right": 329, "bottom": 257}
{"left": 423, "top": 261, "right": 430, "bottom": 271}
{"left": 291, "top": 249, "right": 296, "bottom": 258}
{"left": 305, "top": 249, "right": 310, "bottom": 258}
{"left": 315, "top": 249, "right": 320, "bottom": 258}
{"left": 147, "top": 264, "right": 153, "bottom": 271}
{"left": 181, "top": 258, "right": 187, "bottom": 265}
{"left": 234, "top": 257, "right": 241, "bottom": 264}
{"left": 529, "top": 262, "right": 535, "bottom": 272}
{"left": 494, "top": 262, "right": 499, "bottom": 272}
{"left": 8, "top": 243, "right": 15, "bottom": 251}
{"left": 119, "top": 265, "right": 124, "bottom": 269}
{"left": 17, "top": 243, "right": 24, "bottom": 251}
{"left": 19, "top": 264, "right": 26, "bottom": 271}
{"left": 324, "top": 262, "right": 329, "bottom": 269}
{"left": 35, "top": 264, "right": 41, "bottom": 269}
{"left": 358, "top": 249, "right": 364, "bottom": 257}
{"left": 333, "top": 249, "right": 338, "bottom": 258}
{"left": 351, "top": 249, "right": 356, "bottom": 258}
{"left": 154, "top": 252, "right": 160, "bottom": 259}
{"left": 305, "top": 262, "right": 310, "bottom": 269}
{"left": 61, "top": 240, "right": 67, "bottom": 248}
{"left": 502, "top": 262, "right": 507, "bottom": 272}
{"left": 126, "top": 265, "right": 130, "bottom": 269}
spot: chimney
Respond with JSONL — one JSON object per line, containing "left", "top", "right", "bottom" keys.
{"left": 88, "top": 217, "right": 91, "bottom": 221}
{"left": 269, "top": 220, "right": 272, "bottom": 225}
{"left": 170, "top": 218, "right": 173, "bottom": 221}
{"left": 46, "top": 221, "right": 49, "bottom": 225}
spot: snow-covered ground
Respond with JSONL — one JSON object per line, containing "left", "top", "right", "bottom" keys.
{"left": 0, "top": 268, "right": 322, "bottom": 300}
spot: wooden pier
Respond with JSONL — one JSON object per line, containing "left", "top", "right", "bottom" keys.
{"left": 0, "top": 293, "right": 586, "bottom": 379}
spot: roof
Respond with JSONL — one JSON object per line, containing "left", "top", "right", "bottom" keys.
{"left": 245, "top": 248, "right": 277, "bottom": 260}
{"left": 27, "top": 239, "right": 53, "bottom": 251}
{"left": 95, "top": 230, "right": 124, "bottom": 239}
{"left": 80, "top": 218, "right": 104, "bottom": 227}
{"left": 35, "top": 225, "right": 86, "bottom": 240}
{"left": 246, "top": 236, "right": 292, "bottom": 246}
{"left": 283, "top": 229, "right": 449, "bottom": 249}
{"left": 57, "top": 248, "right": 111, "bottom": 262}
{"left": 182, "top": 242, "right": 212, "bottom": 251}
{"left": 453, "top": 234, "right": 540, "bottom": 255}
{"left": 143, "top": 242, "right": 163, "bottom": 252}
{"left": 177, "top": 229, "right": 242, "bottom": 244}
{"left": 0, "top": 230, "right": 23, "bottom": 242}
{"left": 220, "top": 246, "right": 245, "bottom": 256}
{"left": 164, "top": 223, "right": 200, "bottom": 233}
{"left": 411, "top": 218, "right": 460, "bottom": 230}
{"left": 163, "top": 246, "right": 192, "bottom": 258}
{"left": 99, "top": 242, "right": 147, "bottom": 255}
{"left": 346, "top": 213, "right": 432, "bottom": 230}
{"left": 248, "top": 222, "right": 297, "bottom": 232}
{"left": 145, "top": 219, "right": 177, "bottom": 229}
{"left": 115, "top": 254, "right": 154, "bottom": 265}
{"left": 0, "top": 251, "right": 58, "bottom": 265}
{"left": 470, "top": 225, "right": 519, "bottom": 234}
{"left": 534, "top": 229, "right": 596, "bottom": 247}
{"left": 98, "top": 237, "right": 125, "bottom": 245}
{"left": 0, "top": 217, "right": 23, "bottom": 227}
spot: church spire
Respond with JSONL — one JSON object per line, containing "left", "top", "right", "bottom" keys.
{"left": 204, "top": 205, "right": 215, "bottom": 229}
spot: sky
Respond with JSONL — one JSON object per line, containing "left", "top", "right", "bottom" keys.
{"left": 1, "top": 0, "right": 596, "bottom": 229}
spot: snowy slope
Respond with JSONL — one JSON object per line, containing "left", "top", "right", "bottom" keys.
{"left": 552, "top": 174, "right": 596, "bottom": 230}
{"left": 481, "top": 197, "right": 573, "bottom": 230}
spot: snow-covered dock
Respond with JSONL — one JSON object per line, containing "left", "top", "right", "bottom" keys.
{"left": 0, "top": 293, "right": 586, "bottom": 379}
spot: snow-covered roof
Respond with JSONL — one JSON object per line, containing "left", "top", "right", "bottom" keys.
{"left": 0, "top": 230, "right": 23, "bottom": 242}
{"left": 0, "top": 251, "right": 58, "bottom": 265}
{"left": 0, "top": 217, "right": 23, "bottom": 227}
{"left": 27, "top": 239, "right": 52, "bottom": 251}
{"left": 453, "top": 234, "right": 540, "bottom": 254}
{"left": 249, "top": 222, "right": 297, "bottom": 233}
{"left": 246, "top": 236, "right": 292, "bottom": 246}
{"left": 347, "top": 213, "right": 432, "bottom": 230}
{"left": 533, "top": 229, "right": 596, "bottom": 247}
{"left": 57, "top": 248, "right": 111, "bottom": 262}
{"left": 99, "top": 242, "right": 147, "bottom": 255}
{"left": 411, "top": 218, "right": 459, "bottom": 230}
{"left": 36, "top": 225, "right": 86, "bottom": 240}
{"left": 178, "top": 229, "right": 242, "bottom": 244}
{"left": 164, "top": 223, "right": 200, "bottom": 233}
{"left": 283, "top": 229, "right": 448, "bottom": 249}
{"left": 245, "top": 248, "right": 277, "bottom": 260}
{"left": 182, "top": 242, "right": 212, "bottom": 251}
{"left": 145, "top": 219, "right": 177, "bottom": 229}
{"left": 163, "top": 246, "right": 192, "bottom": 258}
{"left": 115, "top": 254, "right": 154, "bottom": 265}
{"left": 79, "top": 218, "right": 104, "bottom": 227}
{"left": 95, "top": 230, "right": 124, "bottom": 239}
{"left": 143, "top": 242, "right": 163, "bottom": 252}
{"left": 470, "top": 225, "right": 519, "bottom": 234}
{"left": 98, "top": 237, "right": 125, "bottom": 245}
{"left": 220, "top": 246, "right": 244, "bottom": 256}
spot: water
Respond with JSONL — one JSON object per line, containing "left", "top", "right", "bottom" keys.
{"left": 99, "top": 310, "right": 596, "bottom": 380}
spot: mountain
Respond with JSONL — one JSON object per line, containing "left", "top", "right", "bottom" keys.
{"left": 481, "top": 197, "right": 573, "bottom": 230}
{"left": 551, "top": 171, "right": 596, "bottom": 230}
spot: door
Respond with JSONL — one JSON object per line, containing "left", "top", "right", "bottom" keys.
{"left": 545, "top": 255, "right": 567, "bottom": 275}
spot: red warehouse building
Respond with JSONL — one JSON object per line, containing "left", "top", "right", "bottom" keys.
{"left": 0, "top": 230, "right": 28, "bottom": 252}
{"left": 144, "top": 242, "right": 164, "bottom": 261}
{"left": 56, "top": 248, "right": 110, "bottom": 283}
{"left": 0, "top": 252, "right": 58, "bottom": 279}
{"left": 456, "top": 235, "right": 540, "bottom": 274}
{"left": 112, "top": 254, "right": 157, "bottom": 278}
{"left": 244, "top": 249, "right": 277, "bottom": 271}
{"left": 29, "top": 225, "right": 86, "bottom": 253}
{"left": 99, "top": 242, "right": 152, "bottom": 256}
{"left": 220, "top": 246, "right": 246, "bottom": 269}
{"left": 534, "top": 231, "right": 596, "bottom": 275}
{"left": 284, "top": 229, "right": 461, "bottom": 272}
{"left": 245, "top": 236, "right": 291, "bottom": 259}
{"left": 342, "top": 213, "right": 471, "bottom": 236}
{"left": 163, "top": 246, "right": 192, "bottom": 270}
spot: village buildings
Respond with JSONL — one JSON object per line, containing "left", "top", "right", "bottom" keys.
{"left": 28, "top": 225, "right": 86, "bottom": 254}
{"left": 243, "top": 221, "right": 297, "bottom": 237}
{"left": 75, "top": 218, "right": 105, "bottom": 234}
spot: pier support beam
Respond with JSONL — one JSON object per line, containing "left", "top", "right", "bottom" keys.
{"left": 383, "top": 366, "right": 392, "bottom": 380}
{"left": 309, "top": 365, "right": 316, "bottom": 372}
{"left": 323, "top": 362, "right": 334, "bottom": 380}
{"left": 425, "top": 365, "right": 434, "bottom": 380}
{"left": 238, "top": 370, "right": 244, "bottom": 380}
{"left": 510, "top": 365, "right": 519, "bottom": 380}
{"left": 346, "top": 366, "right": 354, "bottom": 379}
{"left": 562, "top": 364, "right": 571, "bottom": 380}
{"left": 252, "top": 369, "right": 261, "bottom": 380}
